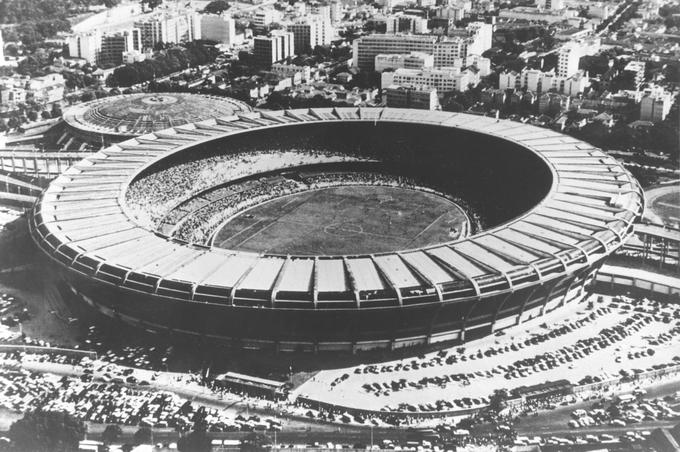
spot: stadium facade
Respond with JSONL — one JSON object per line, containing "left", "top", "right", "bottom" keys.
{"left": 30, "top": 108, "right": 644, "bottom": 352}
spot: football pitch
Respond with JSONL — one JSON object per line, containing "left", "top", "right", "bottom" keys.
{"left": 212, "top": 185, "right": 470, "bottom": 255}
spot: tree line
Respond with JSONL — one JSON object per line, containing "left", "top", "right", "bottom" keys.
{"left": 0, "top": 0, "right": 120, "bottom": 46}
{"left": 106, "top": 43, "right": 218, "bottom": 88}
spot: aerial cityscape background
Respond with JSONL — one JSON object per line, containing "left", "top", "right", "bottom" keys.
{"left": 0, "top": 0, "right": 678, "bottom": 450}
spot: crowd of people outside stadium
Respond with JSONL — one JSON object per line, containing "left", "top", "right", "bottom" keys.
{"left": 0, "top": 364, "right": 282, "bottom": 433}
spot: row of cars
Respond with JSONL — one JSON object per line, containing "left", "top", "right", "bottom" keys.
{"left": 569, "top": 395, "right": 680, "bottom": 429}
{"left": 515, "top": 431, "right": 652, "bottom": 447}
{"left": 359, "top": 308, "right": 612, "bottom": 400}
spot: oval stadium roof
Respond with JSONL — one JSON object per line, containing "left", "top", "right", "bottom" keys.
{"left": 31, "top": 108, "right": 644, "bottom": 308}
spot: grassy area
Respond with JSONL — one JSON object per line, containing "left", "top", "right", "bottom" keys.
{"left": 651, "top": 190, "right": 680, "bottom": 224}
{"left": 214, "top": 186, "right": 469, "bottom": 255}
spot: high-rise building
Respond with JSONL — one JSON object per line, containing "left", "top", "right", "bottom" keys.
{"left": 287, "top": 16, "right": 333, "bottom": 54}
{"left": 329, "top": 1, "right": 343, "bottom": 23}
{"left": 433, "top": 38, "right": 466, "bottom": 68}
{"left": 69, "top": 28, "right": 142, "bottom": 65}
{"left": 309, "top": 3, "right": 332, "bottom": 22}
{"left": 465, "top": 21, "right": 493, "bottom": 56}
{"left": 201, "top": 13, "right": 236, "bottom": 45}
{"left": 437, "top": 6, "right": 466, "bottom": 22}
{"left": 253, "top": 10, "right": 282, "bottom": 32}
{"left": 624, "top": 61, "right": 646, "bottom": 89}
{"left": 432, "top": 22, "right": 492, "bottom": 68}
{"left": 254, "top": 30, "right": 295, "bottom": 68}
{"left": 134, "top": 11, "right": 199, "bottom": 50}
{"left": 352, "top": 34, "right": 437, "bottom": 71}
{"left": 385, "top": 84, "right": 438, "bottom": 110}
{"left": 640, "top": 89, "right": 673, "bottom": 122}
{"left": 100, "top": 30, "right": 139, "bottom": 66}
{"left": 68, "top": 31, "right": 102, "bottom": 64}
{"left": 557, "top": 39, "right": 600, "bottom": 78}
{"left": 557, "top": 44, "right": 581, "bottom": 78}
{"left": 385, "top": 14, "right": 429, "bottom": 34}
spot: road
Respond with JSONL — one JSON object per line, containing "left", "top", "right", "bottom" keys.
{"left": 513, "top": 378, "right": 680, "bottom": 438}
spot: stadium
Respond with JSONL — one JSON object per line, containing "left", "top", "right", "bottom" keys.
{"left": 54, "top": 92, "right": 251, "bottom": 150}
{"left": 29, "top": 108, "right": 644, "bottom": 352}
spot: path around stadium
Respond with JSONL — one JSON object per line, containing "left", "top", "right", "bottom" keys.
{"left": 0, "top": 359, "right": 401, "bottom": 438}
{"left": 644, "top": 182, "right": 680, "bottom": 224}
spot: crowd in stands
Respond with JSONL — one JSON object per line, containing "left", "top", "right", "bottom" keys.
{"left": 125, "top": 150, "right": 370, "bottom": 229}
{"left": 124, "top": 144, "right": 485, "bottom": 244}
{"left": 173, "top": 177, "right": 304, "bottom": 244}
{"left": 166, "top": 170, "right": 476, "bottom": 245}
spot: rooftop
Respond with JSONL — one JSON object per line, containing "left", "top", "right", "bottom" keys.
{"left": 63, "top": 93, "right": 252, "bottom": 137}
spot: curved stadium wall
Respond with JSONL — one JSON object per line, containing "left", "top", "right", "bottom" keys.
{"left": 30, "top": 108, "right": 644, "bottom": 352}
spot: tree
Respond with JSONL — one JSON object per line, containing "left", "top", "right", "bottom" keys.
{"left": 177, "top": 430, "right": 211, "bottom": 452}
{"left": 487, "top": 388, "right": 509, "bottom": 413}
{"left": 8, "top": 410, "right": 86, "bottom": 452}
{"left": 141, "top": 0, "right": 162, "bottom": 11}
{"left": 204, "top": 0, "right": 230, "bottom": 14}
{"left": 7, "top": 117, "right": 20, "bottom": 130}
{"left": 102, "top": 424, "right": 123, "bottom": 445}
{"left": 241, "top": 432, "right": 270, "bottom": 452}
{"left": 133, "top": 427, "right": 152, "bottom": 445}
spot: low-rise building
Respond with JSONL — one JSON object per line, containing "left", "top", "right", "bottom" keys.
{"left": 0, "top": 73, "right": 64, "bottom": 106}
{"left": 374, "top": 52, "right": 434, "bottom": 72}
{"left": 499, "top": 7, "right": 577, "bottom": 23}
{"left": 538, "top": 92, "right": 571, "bottom": 115}
{"left": 384, "top": 67, "right": 479, "bottom": 93}
{"left": 271, "top": 63, "right": 312, "bottom": 85}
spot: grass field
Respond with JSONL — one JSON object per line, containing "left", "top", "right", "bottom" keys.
{"left": 212, "top": 186, "right": 470, "bottom": 255}
{"left": 651, "top": 190, "right": 680, "bottom": 225}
